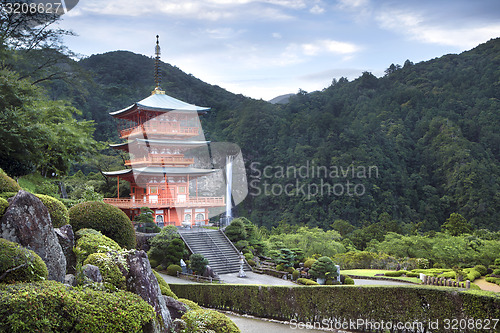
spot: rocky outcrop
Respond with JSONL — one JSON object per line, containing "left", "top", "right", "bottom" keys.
{"left": 82, "top": 264, "right": 103, "bottom": 283}
{"left": 164, "top": 296, "right": 190, "bottom": 320}
{"left": 135, "top": 232, "right": 157, "bottom": 252}
{"left": 0, "top": 191, "right": 66, "bottom": 282}
{"left": 126, "top": 250, "right": 171, "bottom": 332}
{"left": 55, "top": 224, "right": 76, "bottom": 274}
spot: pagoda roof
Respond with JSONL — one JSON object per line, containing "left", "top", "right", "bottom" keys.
{"left": 110, "top": 92, "right": 210, "bottom": 118}
{"left": 103, "top": 166, "right": 217, "bottom": 178}
{"left": 110, "top": 139, "right": 210, "bottom": 152}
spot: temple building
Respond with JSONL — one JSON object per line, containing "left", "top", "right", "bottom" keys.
{"left": 103, "top": 36, "right": 225, "bottom": 227}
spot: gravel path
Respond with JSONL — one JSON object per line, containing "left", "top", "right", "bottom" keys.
{"left": 473, "top": 278, "right": 500, "bottom": 292}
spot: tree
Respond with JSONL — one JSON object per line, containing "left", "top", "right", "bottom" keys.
{"left": 331, "top": 219, "right": 355, "bottom": 237}
{"left": 134, "top": 207, "right": 160, "bottom": 233}
{"left": 189, "top": 253, "right": 208, "bottom": 275}
{"left": 309, "top": 256, "right": 338, "bottom": 281}
{"left": 441, "top": 213, "right": 473, "bottom": 236}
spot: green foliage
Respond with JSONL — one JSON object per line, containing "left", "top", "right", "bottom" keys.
{"left": 224, "top": 219, "right": 247, "bottom": 242}
{"left": 442, "top": 213, "right": 473, "bottom": 236}
{"left": 309, "top": 256, "right": 339, "bottom": 280}
{"left": 167, "top": 264, "right": 182, "bottom": 276}
{"left": 134, "top": 207, "right": 160, "bottom": 233}
{"left": 292, "top": 269, "right": 300, "bottom": 280}
{"left": 148, "top": 226, "right": 186, "bottom": 268}
{"left": 485, "top": 277, "right": 500, "bottom": 285}
{"left": 74, "top": 228, "right": 122, "bottom": 264}
{"left": 343, "top": 276, "right": 354, "bottom": 285}
{"left": 474, "top": 265, "right": 487, "bottom": 276}
{"left": 384, "top": 270, "right": 408, "bottom": 277}
{"left": 189, "top": 253, "right": 209, "bottom": 275}
{"left": 181, "top": 309, "right": 241, "bottom": 333}
{"left": 271, "top": 248, "right": 295, "bottom": 269}
{"left": 297, "top": 278, "right": 320, "bottom": 285}
{"left": 0, "top": 281, "right": 156, "bottom": 333}
{"left": 0, "top": 197, "right": 8, "bottom": 218}
{"left": 171, "top": 283, "right": 500, "bottom": 328}
{"left": 69, "top": 201, "right": 136, "bottom": 249}
{"left": 0, "top": 238, "right": 48, "bottom": 283}
{"left": 34, "top": 194, "right": 69, "bottom": 228}
{"left": 178, "top": 298, "right": 202, "bottom": 311}
{"left": 83, "top": 252, "right": 126, "bottom": 291}
{"left": 153, "top": 270, "right": 178, "bottom": 299}
{"left": 304, "top": 258, "right": 316, "bottom": 268}
{"left": 0, "top": 170, "right": 21, "bottom": 192}
{"left": 0, "top": 192, "right": 18, "bottom": 200}
{"left": 244, "top": 252, "right": 253, "bottom": 261}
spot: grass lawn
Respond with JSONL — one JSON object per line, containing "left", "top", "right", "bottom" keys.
{"left": 342, "top": 269, "right": 422, "bottom": 284}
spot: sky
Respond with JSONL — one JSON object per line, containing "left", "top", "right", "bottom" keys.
{"left": 58, "top": 0, "right": 500, "bottom": 100}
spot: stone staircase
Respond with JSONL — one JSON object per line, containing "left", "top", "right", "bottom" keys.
{"left": 179, "top": 229, "right": 252, "bottom": 275}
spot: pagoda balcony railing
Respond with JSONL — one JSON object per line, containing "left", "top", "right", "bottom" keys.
{"left": 120, "top": 125, "right": 199, "bottom": 138}
{"left": 103, "top": 197, "right": 225, "bottom": 209}
{"left": 124, "top": 155, "right": 194, "bottom": 166}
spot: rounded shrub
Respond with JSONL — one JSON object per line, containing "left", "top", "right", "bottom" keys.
{"left": 297, "top": 278, "right": 319, "bottom": 285}
{"left": 69, "top": 201, "right": 136, "bottom": 249}
{"left": 276, "top": 264, "right": 284, "bottom": 271}
{"left": 83, "top": 252, "right": 126, "bottom": 290}
{"left": 0, "top": 197, "right": 8, "bottom": 218}
{"left": 292, "top": 269, "right": 300, "bottom": 281}
{"left": 189, "top": 253, "right": 208, "bottom": 275}
{"left": 309, "top": 256, "right": 338, "bottom": 280}
{"left": 0, "top": 238, "right": 48, "bottom": 283}
{"left": 153, "top": 270, "right": 178, "bottom": 299}
{"left": 182, "top": 309, "right": 241, "bottom": 333}
{"left": 385, "top": 270, "right": 408, "bottom": 277}
{"left": 343, "top": 276, "right": 355, "bottom": 285}
{"left": 167, "top": 264, "right": 182, "bottom": 276}
{"left": 304, "top": 258, "right": 316, "bottom": 268}
{"left": 179, "top": 298, "right": 201, "bottom": 311}
{"left": 0, "top": 170, "right": 21, "bottom": 193}
{"left": 35, "top": 194, "right": 69, "bottom": 228}
{"left": 74, "top": 228, "right": 122, "bottom": 264}
{"left": 247, "top": 259, "right": 256, "bottom": 267}
{"left": 0, "top": 281, "right": 156, "bottom": 333}
{"left": 474, "top": 265, "right": 487, "bottom": 276}
{"left": 244, "top": 252, "right": 253, "bottom": 261}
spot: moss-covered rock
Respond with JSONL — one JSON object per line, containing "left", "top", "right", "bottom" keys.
{"left": 34, "top": 194, "right": 69, "bottom": 228}
{"left": 0, "top": 281, "right": 156, "bottom": 333}
{"left": 0, "top": 170, "right": 21, "bottom": 193}
{"left": 0, "top": 192, "right": 18, "bottom": 200}
{"left": 153, "top": 270, "right": 178, "bottom": 299}
{"left": 0, "top": 238, "right": 48, "bottom": 283}
{"left": 84, "top": 252, "right": 126, "bottom": 291}
{"left": 178, "top": 298, "right": 202, "bottom": 311}
{"left": 182, "top": 309, "right": 241, "bottom": 333}
{"left": 0, "top": 197, "right": 8, "bottom": 218}
{"left": 69, "top": 201, "right": 136, "bottom": 249}
{"left": 74, "top": 228, "right": 122, "bottom": 264}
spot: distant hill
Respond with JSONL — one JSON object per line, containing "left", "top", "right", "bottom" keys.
{"left": 28, "top": 38, "right": 500, "bottom": 231}
{"left": 268, "top": 93, "right": 294, "bottom": 104}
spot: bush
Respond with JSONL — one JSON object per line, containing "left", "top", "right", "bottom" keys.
{"left": 0, "top": 281, "right": 156, "bottom": 333}
{"left": 0, "top": 192, "right": 18, "bottom": 200}
{"left": 474, "top": 265, "right": 487, "bottom": 276}
{"left": 343, "top": 276, "right": 354, "bottom": 285}
{"left": 35, "top": 194, "right": 69, "bottom": 228}
{"left": 304, "top": 258, "right": 316, "bottom": 268}
{"left": 464, "top": 268, "right": 481, "bottom": 282}
{"left": 405, "top": 272, "right": 420, "bottom": 277}
{"left": 178, "top": 298, "right": 201, "bottom": 311}
{"left": 494, "top": 269, "right": 500, "bottom": 276}
{"left": 153, "top": 270, "right": 178, "bottom": 299}
{"left": 244, "top": 252, "right": 253, "bottom": 261}
{"left": 0, "top": 170, "right": 21, "bottom": 193}
{"left": 224, "top": 219, "right": 247, "bottom": 242}
{"left": 485, "top": 277, "right": 500, "bottom": 285}
{"left": 297, "top": 278, "right": 319, "bottom": 285}
{"left": 83, "top": 252, "right": 126, "bottom": 291}
{"left": 495, "top": 258, "right": 500, "bottom": 266}
{"left": 0, "top": 238, "right": 48, "bottom": 283}
{"left": 437, "top": 271, "right": 456, "bottom": 279}
{"left": 0, "top": 197, "right": 8, "bottom": 218}
{"left": 384, "top": 270, "right": 408, "bottom": 277}
{"left": 69, "top": 201, "right": 136, "bottom": 249}
{"left": 247, "top": 259, "right": 256, "bottom": 267}
{"left": 292, "top": 270, "right": 300, "bottom": 280}
{"left": 167, "top": 264, "right": 182, "bottom": 276}
{"left": 182, "top": 309, "right": 241, "bottom": 333}
{"left": 189, "top": 253, "right": 209, "bottom": 275}
{"left": 148, "top": 226, "right": 186, "bottom": 267}
{"left": 309, "top": 256, "right": 338, "bottom": 280}
{"left": 74, "top": 229, "right": 122, "bottom": 264}
{"left": 276, "top": 264, "right": 284, "bottom": 271}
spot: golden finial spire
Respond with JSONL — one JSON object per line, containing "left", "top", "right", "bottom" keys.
{"left": 152, "top": 35, "right": 165, "bottom": 95}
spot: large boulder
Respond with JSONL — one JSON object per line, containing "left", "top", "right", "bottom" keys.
{"left": 55, "top": 224, "right": 76, "bottom": 274}
{"left": 82, "top": 264, "right": 103, "bottom": 283}
{"left": 164, "top": 296, "right": 190, "bottom": 320}
{"left": 0, "top": 191, "right": 66, "bottom": 282}
{"left": 135, "top": 231, "right": 157, "bottom": 252}
{"left": 126, "top": 250, "right": 171, "bottom": 332}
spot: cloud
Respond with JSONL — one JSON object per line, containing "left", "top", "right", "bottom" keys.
{"left": 310, "top": 4, "right": 325, "bottom": 14}
{"left": 203, "top": 28, "right": 246, "bottom": 39}
{"left": 376, "top": 9, "right": 500, "bottom": 48}
{"left": 301, "top": 39, "right": 360, "bottom": 56}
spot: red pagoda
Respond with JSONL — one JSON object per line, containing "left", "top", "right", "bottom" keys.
{"left": 103, "top": 36, "right": 225, "bottom": 227}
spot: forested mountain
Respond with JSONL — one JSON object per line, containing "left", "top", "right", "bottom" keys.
{"left": 35, "top": 38, "right": 500, "bottom": 232}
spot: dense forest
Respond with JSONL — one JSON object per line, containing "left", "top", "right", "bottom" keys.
{"left": 1, "top": 19, "right": 499, "bottom": 234}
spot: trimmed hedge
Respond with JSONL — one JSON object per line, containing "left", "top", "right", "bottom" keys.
{"left": 0, "top": 197, "right": 8, "bottom": 218}
{"left": 153, "top": 270, "right": 178, "bottom": 299}
{"left": 0, "top": 281, "right": 156, "bottom": 333}
{"left": 170, "top": 284, "right": 500, "bottom": 332}
{"left": 74, "top": 229, "right": 122, "bottom": 264}
{"left": 34, "top": 194, "right": 69, "bottom": 228}
{"left": 167, "top": 264, "right": 182, "bottom": 276}
{"left": 69, "top": 201, "right": 136, "bottom": 249}
{"left": 0, "top": 171, "right": 21, "bottom": 193}
{"left": 0, "top": 238, "right": 48, "bottom": 283}
{"left": 297, "top": 278, "right": 319, "bottom": 285}
{"left": 181, "top": 309, "right": 240, "bottom": 333}
{"left": 384, "top": 270, "right": 408, "bottom": 277}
